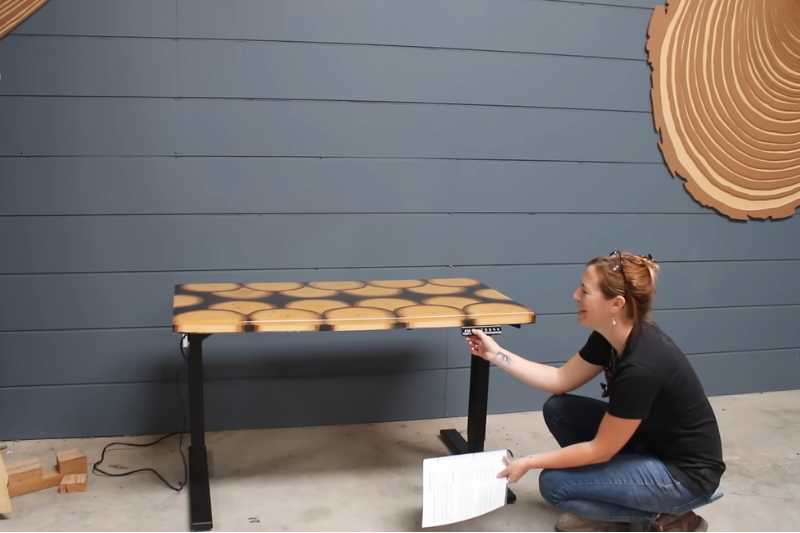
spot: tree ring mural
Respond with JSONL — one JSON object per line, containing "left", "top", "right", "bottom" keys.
{"left": 0, "top": 1, "right": 48, "bottom": 39}
{"left": 647, "top": 0, "right": 800, "bottom": 220}
{"left": 0, "top": 0, "right": 50, "bottom": 84}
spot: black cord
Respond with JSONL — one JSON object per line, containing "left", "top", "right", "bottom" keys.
{"left": 91, "top": 335, "right": 189, "bottom": 491}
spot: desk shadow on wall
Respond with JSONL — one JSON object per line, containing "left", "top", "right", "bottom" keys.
{"left": 160, "top": 329, "right": 452, "bottom": 477}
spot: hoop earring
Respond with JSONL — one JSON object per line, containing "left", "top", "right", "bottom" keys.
{"left": 612, "top": 315, "right": 617, "bottom": 326}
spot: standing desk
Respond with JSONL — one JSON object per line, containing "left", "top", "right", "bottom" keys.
{"left": 172, "top": 277, "right": 536, "bottom": 531}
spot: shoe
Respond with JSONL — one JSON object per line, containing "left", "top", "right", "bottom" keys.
{"left": 555, "top": 512, "right": 636, "bottom": 532}
{"left": 646, "top": 511, "right": 708, "bottom": 532}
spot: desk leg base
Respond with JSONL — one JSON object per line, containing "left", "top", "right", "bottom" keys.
{"left": 437, "top": 429, "right": 517, "bottom": 505}
{"left": 439, "top": 429, "right": 469, "bottom": 455}
{"left": 189, "top": 444, "right": 213, "bottom": 531}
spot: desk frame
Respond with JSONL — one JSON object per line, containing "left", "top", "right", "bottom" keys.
{"left": 187, "top": 333, "right": 212, "bottom": 531}
{"left": 185, "top": 328, "right": 514, "bottom": 531}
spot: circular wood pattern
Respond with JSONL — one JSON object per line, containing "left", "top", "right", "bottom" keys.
{"left": 474, "top": 288, "right": 512, "bottom": 301}
{"left": 0, "top": 0, "right": 49, "bottom": 40}
{"left": 308, "top": 281, "right": 366, "bottom": 290}
{"left": 367, "top": 279, "right": 426, "bottom": 289}
{"left": 422, "top": 296, "right": 481, "bottom": 309}
{"left": 428, "top": 278, "right": 480, "bottom": 287}
{"left": 355, "top": 298, "right": 418, "bottom": 311}
{"left": 323, "top": 307, "right": 396, "bottom": 331}
{"left": 173, "top": 309, "right": 247, "bottom": 333}
{"left": 250, "top": 308, "right": 321, "bottom": 331}
{"left": 212, "top": 287, "right": 272, "bottom": 300}
{"left": 647, "top": 0, "right": 800, "bottom": 220}
{"left": 286, "top": 299, "right": 349, "bottom": 314}
{"left": 397, "top": 305, "right": 464, "bottom": 328}
{"left": 342, "top": 286, "right": 403, "bottom": 297}
{"left": 182, "top": 283, "right": 241, "bottom": 292}
{"left": 465, "top": 303, "right": 535, "bottom": 325}
{"left": 209, "top": 301, "right": 276, "bottom": 315}
{"left": 174, "top": 294, "right": 203, "bottom": 308}
{"left": 407, "top": 284, "right": 466, "bottom": 295}
{"left": 280, "top": 286, "right": 339, "bottom": 299}
{"left": 244, "top": 282, "right": 304, "bottom": 291}
{"left": 172, "top": 277, "right": 535, "bottom": 333}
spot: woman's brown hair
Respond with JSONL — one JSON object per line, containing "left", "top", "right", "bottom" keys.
{"left": 587, "top": 251, "right": 659, "bottom": 324}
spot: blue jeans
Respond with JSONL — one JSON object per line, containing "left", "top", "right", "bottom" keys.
{"left": 538, "top": 394, "right": 713, "bottom": 526}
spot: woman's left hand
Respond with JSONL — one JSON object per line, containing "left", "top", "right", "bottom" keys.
{"left": 497, "top": 455, "right": 531, "bottom": 484}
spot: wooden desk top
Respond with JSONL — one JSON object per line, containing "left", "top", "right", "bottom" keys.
{"left": 172, "top": 278, "right": 535, "bottom": 334}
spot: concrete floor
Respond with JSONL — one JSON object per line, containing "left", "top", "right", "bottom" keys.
{"left": 1, "top": 389, "right": 798, "bottom": 532}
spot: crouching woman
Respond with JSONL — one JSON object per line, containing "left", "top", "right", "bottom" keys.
{"left": 465, "top": 252, "right": 725, "bottom": 532}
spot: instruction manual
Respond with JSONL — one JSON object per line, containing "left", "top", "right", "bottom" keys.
{"left": 421, "top": 449, "right": 510, "bottom": 528}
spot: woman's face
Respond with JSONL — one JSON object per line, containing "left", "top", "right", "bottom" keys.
{"left": 573, "top": 265, "right": 616, "bottom": 330}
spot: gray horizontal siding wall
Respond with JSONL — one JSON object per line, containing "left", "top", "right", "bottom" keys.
{"left": 1, "top": 0, "right": 798, "bottom": 440}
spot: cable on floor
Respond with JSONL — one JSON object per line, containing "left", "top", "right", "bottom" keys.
{"left": 91, "top": 334, "right": 190, "bottom": 491}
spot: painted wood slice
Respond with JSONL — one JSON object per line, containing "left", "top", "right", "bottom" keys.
{"left": 474, "top": 288, "right": 512, "bottom": 301}
{"left": 422, "top": 296, "right": 481, "bottom": 309}
{"left": 174, "top": 295, "right": 203, "bottom": 308}
{"left": 427, "top": 278, "right": 481, "bottom": 287}
{"left": 323, "top": 307, "right": 396, "bottom": 331}
{"left": 647, "top": 0, "right": 800, "bottom": 220}
{"left": 286, "top": 299, "right": 349, "bottom": 314}
{"left": 280, "top": 287, "right": 339, "bottom": 299}
{"left": 209, "top": 301, "right": 276, "bottom": 315}
{"left": 342, "top": 286, "right": 403, "bottom": 297}
{"left": 212, "top": 287, "right": 272, "bottom": 299}
{"left": 464, "top": 303, "right": 535, "bottom": 325}
{"left": 308, "top": 281, "right": 366, "bottom": 290}
{"left": 396, "top": 305, "right": 464, "bottom": 328}
{"left": 249, "top": 309, "right": 321, "bottom": 332}
{"left": 407, "top": 284, "right": 466, "bottom": 295}
{"left": 173, "top": 309, "right": 247, "bottom": 333}
{"left": 355, "top": 298, "right": 417, "bottom": 311}
{"left": 0, "top": 0, "right": 49, "bottom": 40}
{"left": 244, "top": 282, "right": 304, "bottom": 291}
{"left": 367, "top": 279, "right": 426, "bottom": 289}
{"left": 181, "top": 283, "right": 240, "bottom": 292}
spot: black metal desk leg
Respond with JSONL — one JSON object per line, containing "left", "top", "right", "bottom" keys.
{"left": 188, "top": 333, "right": 213, "bottom": 531}
{"left": 439, "top": 348, "right": 516, "bottom": 504}
{"left": 466, "top": 354, "right": 490, "bottom": 453}
{"left": 440, "top": 353, "right": 491, "bottom": 455}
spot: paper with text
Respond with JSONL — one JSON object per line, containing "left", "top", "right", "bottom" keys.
{"left": 421, "top": 449, "right": 510, "bottom": 528}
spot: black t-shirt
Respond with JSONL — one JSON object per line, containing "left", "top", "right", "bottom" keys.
{"left": 579, "top": 322, "right": 726, "bottom": 497}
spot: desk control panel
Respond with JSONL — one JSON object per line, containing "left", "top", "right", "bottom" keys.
{"left": 461, "top": 325, "right": 502, "bottom": 336}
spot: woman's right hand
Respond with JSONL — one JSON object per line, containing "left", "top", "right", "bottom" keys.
{"left": 466, "top": 329, "right": 502, "bottom": 362}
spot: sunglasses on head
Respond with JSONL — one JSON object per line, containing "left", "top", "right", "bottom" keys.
{"left": 608, "top": 250, "right": 653, "bottom": 299}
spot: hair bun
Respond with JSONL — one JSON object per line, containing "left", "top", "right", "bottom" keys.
{"left": 588, "top": 252, "right": 658, "bottom": 324}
